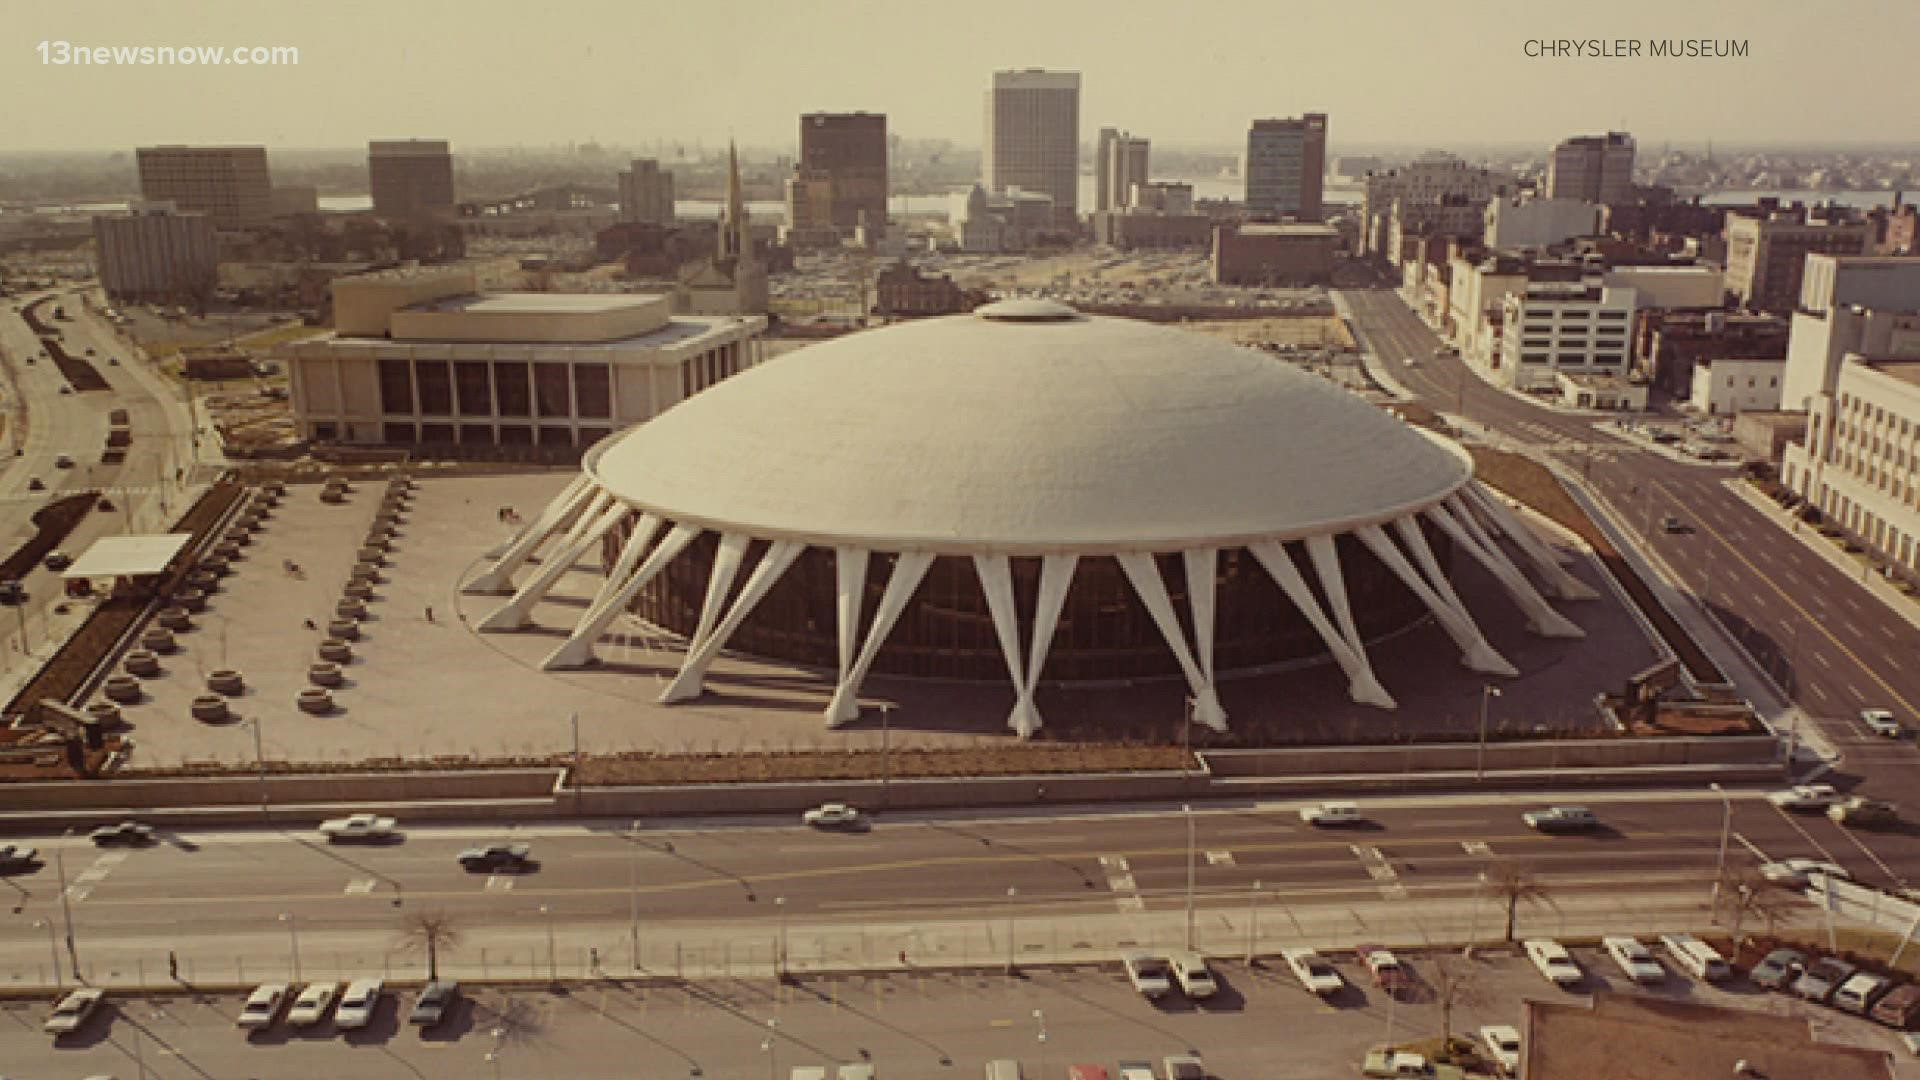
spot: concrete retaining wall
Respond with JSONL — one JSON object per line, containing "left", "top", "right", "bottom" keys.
{"left": 1199, "top": 736, "right": 1778, "bottom": 777}
{"left": 0, "top": 768, "right": 560, "bottom": 809}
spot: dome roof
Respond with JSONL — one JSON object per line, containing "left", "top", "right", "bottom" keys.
{"left": 587, "top": 307, "right": 1472, "bottom": 554}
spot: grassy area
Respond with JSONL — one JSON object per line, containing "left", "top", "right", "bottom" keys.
{"left": 235, "top": 322, "right": 325, "bottom": 350}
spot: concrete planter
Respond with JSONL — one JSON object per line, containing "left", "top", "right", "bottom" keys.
{"left": 352, "top": 561, "right": 383, "bottom": 582}
{"left": 223, "top": 529, "right": 251, "bottom": 547}
{"left": 319, "top": 488, "right": 347, "bottom": 504}
{"left": 326, "top": 618, "right": 360, "bottom": 640}
{"left": 86, "top": 702, "right": 121, "bottom": 725}
{"left": 317, "top": 639, "right": 353, "bottom": 663}
{"left": 173, "top": 588, "right": 208, "bottom": 612}
{"left": 138, "top": 626, "right": 176, "bottom": 653}
{"left": 296, "top": 688, "right": 334, "bottom": 715}
{"left": 124, "top": 650, "right": 161, "bottom": 677}
{"left": 335, "top": 599, "right": 367, "bottom": 620}
{"left": 197, "top": 557, "right": 231, "bottom": 577}
{"left": 157, "top": 607, "right": 193, "bottom": 631}
{"left": 263, "top": 481, "right": 286, "bottom": 496}
{"left": 355, "top": 547, "right": 386, "bottom": 565}
{"left": 361, "top": 534, "right": 391, "bottom": 551}
{"left": 206, "top": 669, "right": 244, "bottom": 695}
{"left": 308, "top": 662, "right": 344, "bottom": 687}
{"left": 103, "top": 675, "right": 142, "bottom": 703}
{"left": 189, "top": 696, "right": 228, "bottom": 722}
{"left": 212, "top": 543, "right": 240, "bottom": 561}
{"left": 185, "top": 571, "right": 218, "bottom": 591}
{"left": 344, "top": 581, "right": 374, "bottom": 600}
{"left": 236, "top": 512, "right": 264, "bottom": 531}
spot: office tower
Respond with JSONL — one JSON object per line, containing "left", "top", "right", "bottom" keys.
{"left": 1244, "top": 114, "right": 1327, "bottom": 222}
{"left": 135, "top": 145, "right": 272, "bottom": 230}
{"left": 369, "top": 140, "right": 456, "bottom": 218}
{"left": 787, "top": 112, "right": 888, "bottom": 242}
{"left": 1546, "top": 132, "right": 1636, "bottom": 206}
{"left": 619, "top": 159, "right": 676, "bottom": 225}
{"left": 93, "top": 203, "right": 218, "bottom": 302}
{"left": 1725, "top": 206, "right": 1874, "bottom": 314}
{"left": 984, "top": 69, "right": 1081, "bottom": 227}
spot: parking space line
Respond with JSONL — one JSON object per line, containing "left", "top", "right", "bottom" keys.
{"left": 485, "top": 875, "right": 515, "bottom": 892}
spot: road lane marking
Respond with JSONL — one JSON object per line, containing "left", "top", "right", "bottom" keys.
{"left": 484, "top": 875, "right": 515, "bottom": 892}
{"left": 1830, "top": 824, "right": 1910, "bottom": 891}
{"left": 1205, "top": 850, "right": 1236, "bottom": 866}
{"left": 1770, "top": 807, "right": 1842, "bottom": 865}
{"left": 1100, "top": 853, "right": 1147, "bottom": 914}
{"left": 1462, "top": 841, "right": 1493, "bottom": 856}
{"left": 345, "top": 879, "right": 376, "bottom": 894}
{"left": 1814, "top": 652, "right": 1834, "bottom": 669}
{"left": 1811, "top": 684, "right": 1829, "bottom": 701}
{"left": 1351, "top": 844, "right": 1408, "bottom": 900}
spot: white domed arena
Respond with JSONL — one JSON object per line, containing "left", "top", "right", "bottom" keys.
{"left": 466, "top": 300, "right": 1594, "bottom": 738}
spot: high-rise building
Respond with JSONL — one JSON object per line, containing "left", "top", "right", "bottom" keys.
{"left": 1244, "top": 114, "right": 1327, "bottom": 222}
{"left": 619, "top": 159, "right": 676, "bottom": 225}
{"left": 786, "top": 112, "right": 888, "bottom": 244}
{"left": 1724, "top": 206, "right": 1874, "bottom": 314}
{"left": 1360, "top": 156, "right": 1511, "bottom": 257}
{"left": 135, "top": 145, "right": 272, "bottom": 230}
{"left": 93, "top": 202, "right": 219, "bottom": 302}
{"left": 1546, "top": 133, "right": 1636, "bottom": 206}
{"left": 369, "top": 140, "right": 456, "bottom": 219}
{"left": 1094, "top": 128, "right": 1150, "bottom": 212}
{"left": 983, "top": 69, "right": 1080, "bottom": 227}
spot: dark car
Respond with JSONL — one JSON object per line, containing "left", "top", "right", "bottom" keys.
{"left": 457, "top": 842, "right": 532, "bottom": 871}
{"left": 89, "top": 821, "right": 156, "bottom": 846}
{"left": 44, "top": 551, "right": 73, "bottom": 571}
{"left": 0, "top": 580, "right": 24, "bottom": 605}
{"left": 407, "top": 980, "right": 459, "bottom": 1026}
{"left": 27, "top": 477, "right": 44, "bottom": 491}
{"left": 1750, "top": 947, "right": 1806, "bottom": 990}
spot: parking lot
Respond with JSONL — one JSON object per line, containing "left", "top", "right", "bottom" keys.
{"left": 7, "top": 941, "right": 1915, "bottom": 1079}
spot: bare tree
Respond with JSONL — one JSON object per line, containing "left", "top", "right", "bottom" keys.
{"left": 1487, "top": 860, "right": 1553, "bottom": 942}
{"left": 1428, "top": 953, "right": 1481, "bottom": 1053}
{"left": 1723, "top": 867, "right": 1802, "bottom": 947}
{"left": 396, "top": 909, "right": 463, "bottom": 980}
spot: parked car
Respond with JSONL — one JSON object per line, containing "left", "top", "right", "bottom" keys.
{"left": 1834, "top": 972, "right": 1895, "bottom": 1015}
{"left": 1357, "top": 945, "right": 1412, "bottom": 995}
{"left": 1862, "top": 708, "right": 1904, "bottom": 737}
{"left": 0, "top": 843, "right": 40, "bottom": 872}
{"left": 407, "top": 980, "right": 459, "bottom": 1026}
{"left": 1525, "top": 939, "right": 1583, "bottom": 987}
{"left": 318, "top": 813, "right": 397, "bottom": 842}
{"left": 1282, "top": 948, "right": 1344, "bottom": 995}
{"left": 333, "top": 978, "right": 383, "bottom": 1030}
{"left": 1162, "top": 1054, "right": 1206, "bottom": 1080}
{"left": 1829, "top": 796, "right": 1900, "bottom": 828}
{"left": 1871, "top": 982, "right": 1920, "bottom": 1028}
{"left": 1660, "top": 515, "right": 1690, "bottom": 533}
{"left": 1522, "top": 806, "right": 1598, "bottom": 833}
{"left": 1361, "top": 1048, "right": 1463, "bottom": 1078}
{"left": 43, "top": 550, "right": 72, "bottom": 571}
{"left": 1750, "top": 947, "right": 1807, "bottom": 990}
{"left": 457, "top": 843, "right": 531, "bottom": 871}
{"left": 1761, "top": 858, "right": 1852, "bottom": 887}
{"left": 802, "top": 803, "right": 869, "bottom": 831}
{"left": 835, "top": 1066, "right": 875, "bottom": 1080}
{"left": 1602, "top": 936, "right": 1665, "bottom": 983}
{"left": 43, "top": 987, "right": 106, "bottom": 1035}
{"left": 237, "top": 982, "right": 290, "bottom": 1028}
{"left": 1122, "top": 952, "right": 1173, "bottom": 999}
{"left": 89, "top": 821, "right": 155, "bottom": 846}
{"left": 1478, "top": 1024, "right": 1522, "bottom": 1075}
{"left": 1660, "top": 933, "right": 1731, "bottom": 982}
{"left": 0, "top": 579, "right": 22, "bottom": 604}
{"left": 1113, "top": 1064, "right": 1155, "bottom": 1080}
{"left": 1067, "top": 1067, "right": 1111, "bottom": 1080}
{"left": 1793, "top": 957, "right": 1858, "bottom": 1002}
{"left": 287, "top": 982, "right": 339, "bottom": 1026}
{"left": 1299, "top": 801, "right": 1365, "bottom": 827}
{"left": 1169, "top": 952, "right": 1216, "bottom": 998}
{"left": 1767, "top": 784, "right": 1843, "bottom": 811}
{"left": 53, "top": 453, "right": 74, "bottom": 468}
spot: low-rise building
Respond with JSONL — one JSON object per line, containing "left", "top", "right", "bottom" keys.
{"left": 1781, "top": 254, "right": 1920, "bottom": 411}
{"left": 1635, "top": 309, "right": 1789, "bottom": 398}
{"left": 1724, "top": 204, "right": 1873, "bottom": 313}
{"left": 1732, "top": 409, "right": 1807, "bottom": 463}
{"left": 270, "top": 185, "right": 319, "bottom": 217}
{"left": 1557, "top": 371, "right": 1647, "bottom": 411}
{"left": 1091, "top": 211, "right": 1211, "bottom": 249}
{"left": 1496, "top": 280, "right": 1636, "bottom": 393}
{"left": 1599, "top": 264, "right": 1724, "bottom": 310}
{"left": 1211, "top": 222, "right": 1338, "bottom": 286}
{"left": 281, "top": 267, "right": 765, "bottom": 450}
{"left": 947, "top": 184, "right": 1055, "bottom": 252}
{"left": 1688, "top": 355, "right": 1785, "bottom": 415}
{"left": 1485, "top": 195, "right": 1599, "bottom": 251}
{"left": 1783, "top": 353, "right": 1920, "bottom": 580}
{"left": 874, "top": 259, "right": 977, "bottom": 317}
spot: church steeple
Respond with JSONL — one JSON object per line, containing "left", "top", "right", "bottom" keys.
{"left": 719, "top": 140, "right": 753, "bottom": 267}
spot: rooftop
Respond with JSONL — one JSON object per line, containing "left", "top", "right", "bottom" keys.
{"left": 405, "top": 292, "right": 654, "bottom": 316}
{"left": 1863, "top": 357, "right": 1920, "bottom": 388}
{"left": 1524, "top": 993, "right": 1892, "bottom": 1080}
{"left": 1237, "top": 223, "right": 1340, "bottom": 237}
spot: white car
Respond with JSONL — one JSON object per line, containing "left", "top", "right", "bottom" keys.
{"left": 1169, "top": 952, "right": 1216, "bottom": 998}
{"left": 1122, "top": 952, "right": 1173, "bottom": 999}
{"left": 1767, "top": 784, "right": 1842, "bottom": 811}
{"left": 1478, "top": 1024, "right": 1522, "bottom": 1076}
{"left": 1862, "top": 709, "right": 1904, "bottom": 737}
{"left": 1282, "top": 947, "right": 1344, "bottom": 995}
{"left": 237, "top": 982, "right": 290, "bottom": 1029}
{"left": 43, "top": 988, "right": 105, "bottom": 1034}
{"left": 1117, "top": 1063, "right": 1158, "bottom": 1080}
{"left": 287, "top": 982, "right": 338, "bottom": 1026}
{"left": 801, "top": 803, "right": 868, "bottom": 831}
{"left": 1299, "top": 801, "right": 1365, "bottom": 827}
{"left": 1603, "top": 936, "right": 1665, "bottom": 983}
{"left": 1761, "top": 857, "right": 1852, "bottom": 886}
{"left": 1524, "top": 938, "right": 1583, "bottom": 987}
{"left": 318, "top": 813, "right": 397, "bottom": 842}
{"left": 333, "top": 978, "right": 383, "bottom": 1030}
{"left": 1163, "top": 1054, "right": 1206, "bottom": 1080}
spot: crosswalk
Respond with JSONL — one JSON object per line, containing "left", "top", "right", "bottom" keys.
{"left": 64, "top": 849, "right": 129, "bottom": 902}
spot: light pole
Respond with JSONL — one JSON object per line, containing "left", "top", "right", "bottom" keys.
{"left": 278, "top": 912, "right": 301, "bottom": 981}
{"left": 33, "top": 919, "right": 60, "bottom": 988}
{"left": 487, "top": 1025, "right": 504, "bottom": 1080}
{"left": 540, "top": 903, "right": 557, "bottom": 980}
{"left": 1180, "top": 697, "right": 1195, "bottom": 779}
{"left": 1184, "top": 803, "right": 1198, "bottom": 951}
{"left": 628, "top": 819, "right": 642, "bottom": 971}
{"left": 1244, "top": 880, "right": 1262, "bottom": 963}
{"left": 879, "top": 702, "right": 893, "bottom": 809}
{"left": 1708, "top": 783, "right": 1733, "bottom": 919}
{"left": 53, "top": 838, "right": 78, "bottom": 975}
{"left": 1005, "top": 887, "right": 1018, "bottom": 974}
{"left": 249, "top": 716, "right": 268, "bottom": 820}
{"left": 1477, "top": 685, "right": 1502, "bottom": 781}
{"left": 1464, "top": 867, "right": 1489, "bottom": 957}
{"left": 776, "top": 896, "right": 788, "bottom": 980}
{"left": 762, "top": 1018, "right": 780, "bottom": 1080}
{"left": 1033, "top": 1007, "right": 1049, "bottom": 1075}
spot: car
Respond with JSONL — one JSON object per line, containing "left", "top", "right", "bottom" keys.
{"left": 1357, "top": 944, "right": 1412, "bottom": 994}
{"left": 1067, "top": 1067, "right": 1111, "bottom": 1080}
{"left": 1834, "top": 972, "right": 1894, "bottom": 1014}
{"left": 318, "top": 813, "right": 398, "bottom": 842}
{"left": 1760, "top": 857, "right": 1852, "bottom": 887}
{"left": 1478, "top": 1024, "right": 1522, "bottom": 1075}
{"left": 801, "top": 803, "right": 869, "bottom": 831}
{"left": 1122, "top": 952, "right": 1173, "bottom": 999}
{"left": 96, "top": 497, "right": 114, "bottom": 512}
{"left": 1524, "top": 938, "right": 1583, "bottom": 987}
{"left": 89, "top": 821, "right": 155, "bottom": 846}
{"left": 43, "top": 987, "right": 106, "bottom": 1035}
{"left": 53, "top": 453, "right": 74, "bottom": 468}
{"left": 1793, "top": 957, "right": 1858, "bottom": 1002}
{"left": 1873, "top": 983, "right": 1920, "bottom": 1028}
{"left": 58, "top": 384, "right": 72, "bottom": 394}
{"left": 0, "top": 580, "right": 24, "bottom": 604}
{"left": 1829, "top": 796, "right": 1900, "bottom": 828}
{"left": 1749, "top": 948, "right": 1808, "bottom": 990}
{"left": 407, "top": 980, "right": 459, "bottom": 1026}
{"left": 1115, "top": 1063, "right": 1157, "bottom": 1080}
{"left": 333, "top": 978, "right": 383, "bottom": 1029}
{"left": 1282, "top": 947, "right": 1344, "bottom": 995}
{"left": 1522, "top": 805, "right": 1598, "bottom": 833}
{"left": 834, "top": 1066, "right": 875, "bottom": 1080}
{"left": 1169, "top": 952, "right": 1216, "bottom": 998}
{"left": 84, "top": 347, "right": 95, "bottom": 356}
{"left": 1602, "top": 936, "right": 1665, "bottom": 983}
{"left": 287, "top": 982, "right": 339, "bottom": 1026}
{"left": 237, "top": 982, "right": 290, "bottom": 1028}
{"left": 44, "top": 551, "right": 72, "bottom": 571}
{"left": 0, "top": 843, "right": 40, "bottom": 871}
{"left": 1299, "top": 801, "right": 1365, "bottom": 827}
{"left": 1861, "top": 709, "right": 1904, "bottom": 737}
{"left": 1660, "top": 515, "right": 1689, "bottom": 533}
{"left": 26, "top": 477, "right": 44, "bottom": 491}
{"left": 1361, "top": 1047, "right": 1464, "bottom": 1078}
{"left": 1162, "top": 1055, "right": 1206, "bottom": 1080}
{"left": 1768, "top": 784, "right": 1843, "bottom": 811}
{"left": 456, "top": 842, "right": 531, "bottom": 870}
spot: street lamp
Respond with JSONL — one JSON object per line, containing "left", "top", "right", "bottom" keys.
{"left": 1244, "top": 880, "right": 1263, "bottom": 963}
{"left": 1183, "top": 803, "right": 1198, "bottom": 951}
{"left": 487, "top": 1025, "right": 504, "bottom": 1080}
{"left": 879, "top": 702, "right": 894, "bottom": 809}
{"left": 776, "top": 896, "right": 788, "bottom": 980}
{"left": 248, "top": 716, "right": 269, "bottom": 821}
{"left": 52, "top": 836, "right": 78, "bottom": 975}
{"left": 1004, "top": 887, "right": 1018, "bottom": 974}
{"left": 278, "top": 912, "right": 301, "bottom": 981}
{"left": 762, "top": 1018, "right": 780, "bottom": 1080}
{"left": 33, "top": 919, "right": 61, "bottom": 988}
{"left": 1708, "top": 783, "right": 1733, "bottom": 918}
{"left": 1477, "top": 685, "right": 1502, "bottom": 781}
{"left": 539, "top": 903, "right": 557, "bottom": 980}
{"left": 628, "top": 819, "right": 642, "bottom": 971}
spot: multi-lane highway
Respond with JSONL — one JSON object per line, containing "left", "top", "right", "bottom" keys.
{"left": 1340, "top": 288, "right": 1920, "bottom": 799}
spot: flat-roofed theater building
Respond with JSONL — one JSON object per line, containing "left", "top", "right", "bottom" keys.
{"left": 471, "top": 300, "right": 1591, "bottom": 737}
{"left": 282, "top": 268, "right": 766, "bottom": 447}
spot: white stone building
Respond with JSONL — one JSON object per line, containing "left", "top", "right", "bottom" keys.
{"left": 1782, "top": 355, "right": 1920, "bottom": 578}
{"left": 1484, "top": 196, "right": 1599, "bottom": 251}
{"left": 1496, "top": 281, "right": 1637, "bottom": 393}
{"left": 1688, "top": 356, "right": 1785, "bottom": 415}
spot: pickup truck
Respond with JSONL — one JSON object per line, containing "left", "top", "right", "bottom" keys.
{"left": 1361, "top": 1048, "right": 1466, "bottom": 1078}
{"left": 1122, "top": 952, "right": 1173, "bottom": 999}
{"left": 318, "top": 813, "right": 398, "bottom": 842}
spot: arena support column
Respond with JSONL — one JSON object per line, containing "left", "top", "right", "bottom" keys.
{"left": 1114, "top": 551, "right": 1227, "bottom": 732}
{"left": 542, "top": 518, "right": 698, "bottom": 670}
{"left": 1460, "top": 482, "right": 1598, "bottom": 600}
{"left": 1249, "top": 539, "right": 1395, "bottom": 709}
{"left": 660, "top": 540, "right": 806, "bottom": 703}
{"left": 824, "top": 551, "right": 934, "bottom": 726}
{"left": 1424, "top": 501, "right": 1583, "bottom": 639}
{"left": 972, "top": 552, "right": 1078, "bottom": 738}
{"left": 833, "top": 547, "right": 871, "bottom": 705}
{"left": 476, "top": 493, "right": 624, "bottom": 631}
{"left": 468, "top": 475, "right": 595, "bottom": 591}
{"left": 1356, "top": 521, "right": 1515, "bottom": 676}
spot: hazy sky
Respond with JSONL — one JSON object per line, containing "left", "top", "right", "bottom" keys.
{"left": 5, "top": 0, "right": 1918, "bottom": 153}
